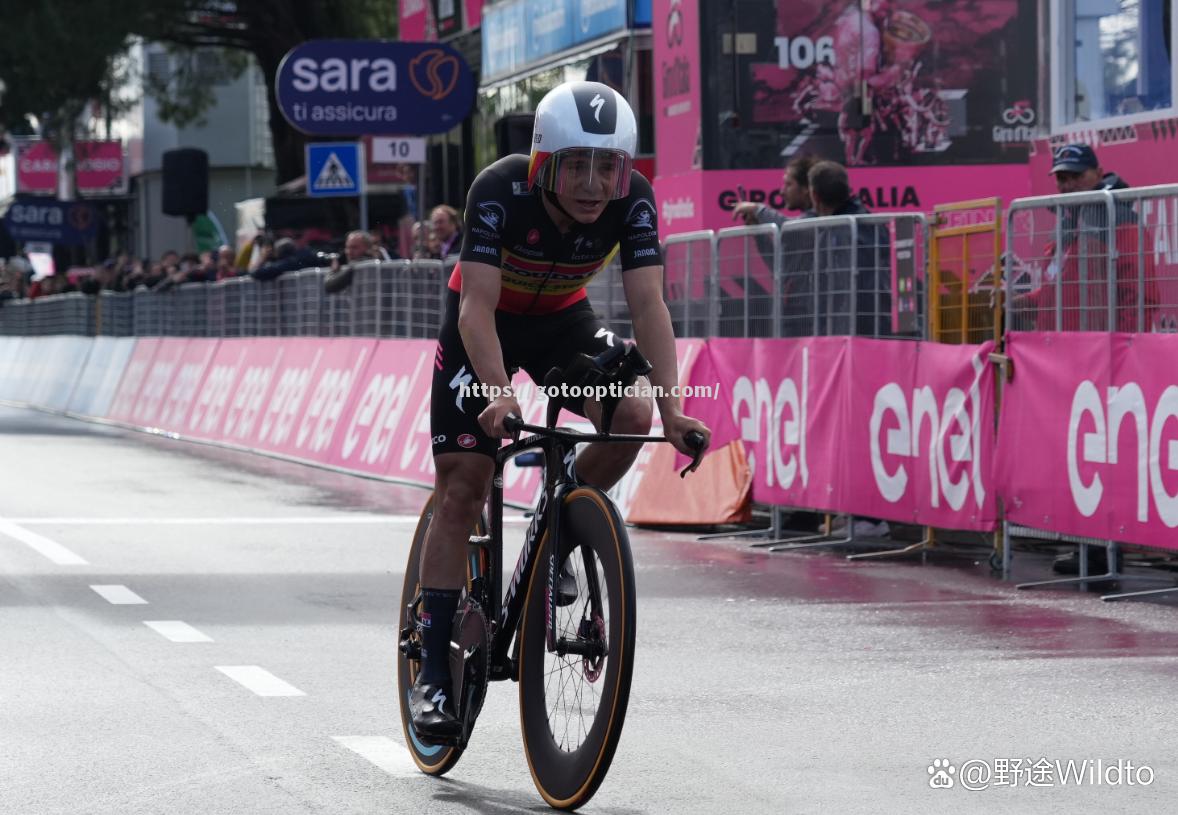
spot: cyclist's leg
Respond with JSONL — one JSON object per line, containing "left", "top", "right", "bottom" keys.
{"left": 412, "top": 293, "right": 499, "bottom": 738}
{"left": 577, "top": 387, "right": 653, "bottom": 490}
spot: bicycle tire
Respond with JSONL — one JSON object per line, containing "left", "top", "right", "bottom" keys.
{"left": 517, "top": 486, "right": 637, "bottom": 810}
{"left": 396, "top": 493, "right": 487, "bottom": 776}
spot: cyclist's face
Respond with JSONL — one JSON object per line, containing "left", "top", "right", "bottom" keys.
{"left": 551, "top": 150, "right": 624, "bottom": 221}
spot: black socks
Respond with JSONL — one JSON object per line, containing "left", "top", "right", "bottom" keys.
{"left": 417, "top": 588, "right": 460, "bottom": 685}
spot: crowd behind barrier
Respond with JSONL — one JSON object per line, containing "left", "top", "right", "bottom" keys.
{"left": 7, "top": 189, "right": 1178, "bottom": 598}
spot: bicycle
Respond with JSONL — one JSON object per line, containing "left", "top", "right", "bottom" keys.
{"left": 397, "top": 342, "right": 705, "bottom": 810}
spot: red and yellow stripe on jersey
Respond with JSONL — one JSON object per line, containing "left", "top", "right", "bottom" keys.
{"left": 448, "top": 243, "right": 621, "bottom": 314}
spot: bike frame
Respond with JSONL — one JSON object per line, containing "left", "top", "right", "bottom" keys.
{"left": 479, "top": 423, "right": 666, "bottom": 681}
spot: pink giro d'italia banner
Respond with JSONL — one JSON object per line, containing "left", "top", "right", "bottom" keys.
{"left": 688, "top": 337, "right": 997, "bottom": 530}
{"left": 996, "top": 332, "right": 1178, "bottom": 551}
{"left": 107, "top": 338, "right": 162, "bottom": 423}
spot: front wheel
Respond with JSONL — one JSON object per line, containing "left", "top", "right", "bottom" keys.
{"left": 517, "top": 487, "right": 637, "bottom": 810}
{"left": 396, "top": 494, "right": 486, "bottom": 776}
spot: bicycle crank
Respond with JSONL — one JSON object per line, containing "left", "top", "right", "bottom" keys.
{"left": 448, "top": 599, "right": 492, "bottom": 749}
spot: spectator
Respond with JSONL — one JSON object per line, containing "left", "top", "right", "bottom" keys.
{"left": 1016, "top": 143, "right": 1158, "bottom": 335}
{"left": 732, "top": 154, "right": 821, "bottom": 336}
{"left": 808, "top": 160, "right": 894, "bottom": 338}
{"left": 251, "top": 237, "right": 328, "bottom": 281}
{"left": 732, "top": 154, "right": 818, "bottom": 227}
{"left": 214, "top": 245, "right": 239, "bottom": 281}
{"left": 429, "top": 204, "right": 463, "bottom": 258}
{"left": 324, "top": 230, "right": 384, "bottom": 294}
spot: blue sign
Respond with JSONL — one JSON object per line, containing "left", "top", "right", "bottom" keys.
{"left": 632, "top": 0, "right": 652, "bottom": 27}
{"left": 528, "top": 0, "right": 575, "bottom": 64}
{"left": 575, "top": 0, "right": 628, "bottom": 42}
{"left": 276, "top": 40, "right": 475, "bottom": 136}
{"left": 482, "top": 0, "right": 527, "bottom": 80}
{"left": 2, "top": 196, "right": 100, "bottom": 245}
{"left": 306, "top": 142, "right": 362, "bottom": 198}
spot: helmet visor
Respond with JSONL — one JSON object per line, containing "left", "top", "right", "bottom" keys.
{"left": 535, "top": 148, "right": 633, "bottom": 200}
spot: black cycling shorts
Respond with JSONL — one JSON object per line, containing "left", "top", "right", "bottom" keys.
{"left": 431, "top": 290, "right": 619, "bottom": 457}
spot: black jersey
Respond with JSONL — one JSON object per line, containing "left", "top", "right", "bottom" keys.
{"left": 451, "top": 154, "right": 662, "bottom": 314}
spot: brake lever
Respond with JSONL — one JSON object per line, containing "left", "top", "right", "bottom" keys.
{"left": 503, "top": 413, "right": 524, "bottom": 441}
{"left": 678, "top": 430, "right": 708, "bottom": 479}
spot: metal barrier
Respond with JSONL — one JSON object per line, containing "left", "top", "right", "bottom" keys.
{"left": 929, "top": 198, "right": 1003, "bottom": 345}
{"left": 662, "top": 231, "right": 717, "bottom": 338}
{"left": 714, "top": 224, "right": 781, "bottom": 337}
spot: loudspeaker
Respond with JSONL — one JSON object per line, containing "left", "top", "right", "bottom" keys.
{"left": 162, "top": 148, "right": 209, "bottom": 217}
{"left": 494, "top": 113, "right": 535, "bottom": 159}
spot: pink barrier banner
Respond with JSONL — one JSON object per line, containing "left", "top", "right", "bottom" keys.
{"left": 107, "top": 339, "right": 159, "bottom": 422}
{"left": 689, "top": 337, "right": 847, "bottom": 512}
{"left": 184, "top": 339, "right": 286, "bottom": 444}
{"left": 688, "top": 337, "right": 997, "bottom": 530}
{"left": 845, "top": 339, "right": 997, "bottom": 530}
{"left": 264, "top": 339, "right": 379, "bottom": 462}
{"left": 128, "top": 338, "right": 191, "bottom": 428}
{"left": 997, "top": 332, "right": 1178, "bottom": 551}
{"left": 157, "top": 340, "right": 219, "bottom": 430}
{"left": 327, "top": 340, "right": 436, "bottom": 479}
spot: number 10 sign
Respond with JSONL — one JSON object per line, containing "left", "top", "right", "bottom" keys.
{"left": 371, "top": 136, "right": 427, "bottom": 164}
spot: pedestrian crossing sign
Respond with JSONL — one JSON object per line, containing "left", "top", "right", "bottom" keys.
{"left": 306, "top": 142, "right": 363, "bottom": 197}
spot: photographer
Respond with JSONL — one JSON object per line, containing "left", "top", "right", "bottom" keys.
{"left": 324, "top": 230, "right": 385, "bottom": 294}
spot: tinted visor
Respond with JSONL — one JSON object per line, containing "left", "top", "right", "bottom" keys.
{"left": 535, "top": 148, "right": 632, "bottom": 200}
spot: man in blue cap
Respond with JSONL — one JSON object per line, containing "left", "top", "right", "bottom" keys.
{"left": 1049, "top": 143, "right": 1127, "bottom": 195}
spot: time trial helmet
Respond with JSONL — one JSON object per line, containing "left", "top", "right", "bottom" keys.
{"left": 527, "top": 80, "right": 637, "bottom": 200}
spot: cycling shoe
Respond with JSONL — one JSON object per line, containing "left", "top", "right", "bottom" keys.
{"left": 409, "top": 677, "right": 461, "bottom": 743}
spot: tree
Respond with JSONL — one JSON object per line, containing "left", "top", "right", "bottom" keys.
{"left": 0, "top": 0, "right": 397, "bottom": 184}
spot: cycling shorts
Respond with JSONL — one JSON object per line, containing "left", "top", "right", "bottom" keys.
{"left": 431, "top": 290, "right": 618, "bottom": 457}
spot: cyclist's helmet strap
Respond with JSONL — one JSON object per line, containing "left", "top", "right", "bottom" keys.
{"left": 528, "top": 80, "right": 638, "bottom": 200}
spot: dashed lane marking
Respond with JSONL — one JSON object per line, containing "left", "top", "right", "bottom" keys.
{"left": 144, "top": 621, "right": 214, "bottom": 643}
{"left": 91, "top": 585, "right": 148, "bottom": 605}
{"left": 216, "top": 666, "right": 305, "bottom": 697}
{"left": 332, "top": 736, "right": 420, "bottom": 778}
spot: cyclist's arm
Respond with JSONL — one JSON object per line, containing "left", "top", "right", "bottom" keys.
{"left": 622, "top": 265, "right": 684, "bottom": 419}
{"left": 457, "top": 261, "right": 513, "bottom": 392}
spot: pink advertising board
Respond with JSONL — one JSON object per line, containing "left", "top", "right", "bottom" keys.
{"left": 107, "top": 338, "right": 161, "bottom": 423}
{"left": 260, "top": 339, "right": 378, "bottom": 463}
{"left": 327, "top": 340, "right": 436, "bottom": 479}
{"left": 653, "top": 0, "right": 701, "bottom": 179}
{"left": 687, "top": 336, "right": 997, "bottom": 530}
{"left": 15, "top": 140, "right": 57, "bottom": 195}
{"left": 127, "top": 338, "right": 192, "bottom": 428}
{"left": 996, "top": 332, "right": 1178, "bottom": 551}
{"left": 157, "top": 340, "right": 220, "bottom": 430}
{"left": 843, "top": 338, "right": 997, "bottom": 530}
{"left": 183, "top": 339, "right": 286, "bottom": 444}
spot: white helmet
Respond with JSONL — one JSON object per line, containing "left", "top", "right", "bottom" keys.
{"left": 528, "top": 81, "right": 637, "bottom": 200}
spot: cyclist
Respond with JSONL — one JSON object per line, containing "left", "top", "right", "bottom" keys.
{"left": 410, "top": 80, "right": 712, "bottom": 740}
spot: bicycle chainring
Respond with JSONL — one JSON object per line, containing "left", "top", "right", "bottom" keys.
{"left": 449, "top": 599, "right": 492, "bottom": 737}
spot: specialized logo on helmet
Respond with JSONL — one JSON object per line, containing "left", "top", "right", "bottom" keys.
{"left": 408, "top": 48, "right": 461, "bottom": 100}
{"left": 572, "top": 85, "right": 617, "bottom": 134}
{"left": 477, "top": 201, "right": 506, "bottom": 231}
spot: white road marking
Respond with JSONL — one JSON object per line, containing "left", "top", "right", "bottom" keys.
{"left": 144, "top": 620, "right": 213, "bottom": 643}
{"left": 216, "top": 666, "right": 305, "bottom": 697}
{"left": 332, "top": 736, "right": 420, "bottom": 777}
{"left": 6, "top": 515, "right": 531, "bottom": 525}
{"left": 0, "top": 517, "right": 88, "bottom": 565}
{"left": 91, "top": 585, "right": 148, "bottom": 605}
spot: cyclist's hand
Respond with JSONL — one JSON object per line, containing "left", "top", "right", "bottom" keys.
{"left": 663, "top": 411, "right": 711, "bottom": 457}
{"left": 479, "top": 395, "right": 523, "bottom": 439}
{"left": 732, "top": 202, "right": 760, "bottom": 225}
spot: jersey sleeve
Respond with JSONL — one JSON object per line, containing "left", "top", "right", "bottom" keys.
{"left": 618, "top": 173, "right": 663, "bottom": 270}
{"left": 459, "top": 166, "right": 511, "bottom": 266}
